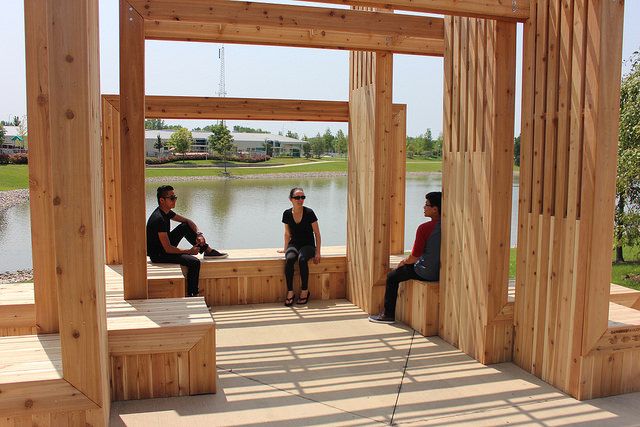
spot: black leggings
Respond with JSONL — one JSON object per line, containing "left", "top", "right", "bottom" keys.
{"left": 284, "top": 245, "right": 316, "bottom": 292}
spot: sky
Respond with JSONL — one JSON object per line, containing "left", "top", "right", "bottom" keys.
{"left": 0, "top": 0, "right": 639, "bottom": 138}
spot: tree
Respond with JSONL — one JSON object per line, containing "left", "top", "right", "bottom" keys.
{"left": 303, "top": 142, "right": 311, "bottom": 159}
{"left": 167, "top": 127, "right": 193, "bottom": 161}
{"left": 286, "top": 130, "right": 299, "bottom": 139}
{"left": 514, "top": 135, "right": 521, "bottom": 167}
{"left": 154, "top": 134, "right": 164, "bottom": 156}
{"left": 322, "top": 128, "right": 335, "bottom": 154}
{"left": 0, "top": 124, "right": 6, "bottom": 146}
{"left": 208, "top": 123, "right": 235, "bottom": 175}
{"left": 334, "top": 129, "right": 348, "bottom": 156}
{"left": 308, "top": 132, "right": 325, "bottom": 158}
{"left": 11, "top": 116, "right": 20, "bottom": 127}
{"left": 233, "top": 125, "right": 269, "bottom": 133}
{"left": 615, "top": 51, "right": 640, "bottom": 262}
{"left": 145, "top": 118, "right": 166, "bottom": 130}
{"left": 262, "top": 141, "right": 274, "bottom": 157}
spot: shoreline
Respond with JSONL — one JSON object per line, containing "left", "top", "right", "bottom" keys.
{"left": 0, "top": 170, "right": 441, "bottom": 282}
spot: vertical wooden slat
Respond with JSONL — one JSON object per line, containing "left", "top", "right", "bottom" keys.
{"left": 102, "top": 97, "right": 123, "bottom": 265}
{"left": 120, "top": 0, "right": 148, "bottom": 299}
{"left": 24, "top": 0, "right": 58, "bottom": 334}
{"left": 389, "top": 106, "right": 406, "bottom": 255}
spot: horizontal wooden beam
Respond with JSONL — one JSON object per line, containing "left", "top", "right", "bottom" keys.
{"left": 293, "top": 0, "right": 529, "bottom": 22}
{"left": 132, "top": 0, "right": 444, "bottom": 56}
{"left": 103, "top": 95, "right": 406, "bottom": 123}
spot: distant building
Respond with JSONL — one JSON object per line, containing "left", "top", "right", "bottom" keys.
{"left": 0, "top": 126, "right": 28, "bottom": 154}
{"left": 144, "top": 130, "right": 304, "bottom": 157}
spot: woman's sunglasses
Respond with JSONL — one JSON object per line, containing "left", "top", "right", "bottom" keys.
{"left": 292, "top": 195, "right": 306, "bottom": 200}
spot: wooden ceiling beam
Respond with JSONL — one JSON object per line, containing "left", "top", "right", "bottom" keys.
{"left": 103, "top": 95, "right": 407, "bottom": 122}
{"left": 129, "top": 0, "right": 444, "bottom": 56}
{"left": 291, "top": 0, "right": 530, "bottom": 22}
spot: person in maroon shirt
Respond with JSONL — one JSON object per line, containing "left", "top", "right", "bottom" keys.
{"left": 369, "top": 191, "right": 442, "bottom": 324}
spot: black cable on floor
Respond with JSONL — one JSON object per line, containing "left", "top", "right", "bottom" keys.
{"left": 389, "top": 329, "right": 416, "bottom": 426}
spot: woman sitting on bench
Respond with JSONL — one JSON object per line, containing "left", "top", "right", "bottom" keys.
{"left": 278, "top": 187, "right": 322, "bottom": 307}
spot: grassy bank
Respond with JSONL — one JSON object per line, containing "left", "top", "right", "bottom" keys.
{"left": 0, "top": 165, "right": 28, "bottom": 191}
{"left": 508, "top": 246, "right": 640, "bottom": 289}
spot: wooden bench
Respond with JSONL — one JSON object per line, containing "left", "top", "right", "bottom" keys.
{"left": 609, "top": 283, "right": 640, "bottom": 309}
{"left": 197, "top": 246, "right": 347, "bottom": 307}
{"left": 0, "top": 282, "right": 36, "bottom": 337}
{"left": 0, "top": 267, "right": 216, "bottom": 418}
{"left": 388, "top": 254, "right": 439, "bottom": 336}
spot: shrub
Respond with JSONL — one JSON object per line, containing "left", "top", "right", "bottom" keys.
{"left": 0, "top": 154, "right": 10, "bottom": 165}
{"left": 9, "top": 153, "right": 28, "bottom": 164}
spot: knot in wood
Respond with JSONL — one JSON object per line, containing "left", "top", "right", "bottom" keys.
{"left": 72, "top": 329, "right": 80, "bottom": 339}
{"left": 65, "top": 109, "right": 75, "bottom": 120}
{"left": 24, "top": 399, "right": 34, "bottom": 408}
{"left": 37, "top": 94, "right": 48, "bottom": 106}
{"left": 56, "top": 266, "right": 62, "bottom": 275}
{"left": 53, "top": 196, "right": 61, "bottom": 205}
{"left": 79, "top": 224, "right": 86, "bottom": 236}
{"left": 65, "top": 54, "right": 74, "bottom": 63}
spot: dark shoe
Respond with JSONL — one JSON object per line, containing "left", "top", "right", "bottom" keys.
{"left": 297, "top": 291, "right": 310, "bottom": 305}
{"left": 284, "top": 294, "right": 295, "bottom": 307}
{"left": 368, "top": 312, "right": 395, "bottom": 324}
{"left": 204, "top": 248, "right": 228, "bottom": 259}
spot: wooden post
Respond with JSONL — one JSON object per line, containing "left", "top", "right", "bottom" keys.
{"left": 120, "top": 1, "right": 148, "bottom": 299}
{"left": 347, "top": 49, "right": 394, "bottom": 313}
{"left": 24, "top": 0, "right": 110, "bottom": 422}
{"left": 24, "top": 0, "right": 58, "bottom": 334}
{"left": 102, "top": 97, "right": 123, "bottom": 265}
{"left": 440, "top": 16, "right": 516, "bottom": 364}
{"left": 389, "top": 105, "right": 406, "bottom": 255}
{"left": 513, "top": 0, "right": 625, "bottom": 399}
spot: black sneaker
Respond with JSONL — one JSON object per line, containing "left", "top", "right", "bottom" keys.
{"left": 368, "top": 313, "right": 395, "bottom": 324}
{"left": 204, "top": 248, "right": 228, "bottom": 259}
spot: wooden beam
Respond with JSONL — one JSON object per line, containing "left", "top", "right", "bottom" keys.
{"left": 45, "top": 0, "right": 110, "bottom": 419}
{"left": 133, "top": 0, "right": 443, "bottom": 56}
{"left": 293, "top": 0, "right": 529, "bottom": 21}
{"left": 144, "top": 22, "right": 443, "bottom": 57}
{"left": 104, "top": 95, "right": 351, "bottom": 121}
{"left": 120, "top": 1, "right": 148, "bottom": 299}
{"left": 24, "top": 0, "right": 58, "bottom": 334}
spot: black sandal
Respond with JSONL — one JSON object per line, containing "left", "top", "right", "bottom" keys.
{"left": 284, "top": 294, "right": 295, "bottom": 307}
{"left": 297, "top": 291, "right": 310, "bottom": 305}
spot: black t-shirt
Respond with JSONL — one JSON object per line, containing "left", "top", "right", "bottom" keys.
{"left": 282, "top": 206, "right": 318, "bottom": 248}
{"left": 146, "top": 207, "right": 176, "bottom": 257}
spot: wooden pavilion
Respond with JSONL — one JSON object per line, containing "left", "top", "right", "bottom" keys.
{"left": 0, "top": 0, "right": 630, "bottom": 424}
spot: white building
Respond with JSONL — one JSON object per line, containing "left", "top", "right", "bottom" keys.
{"left": 0, "top": 126, "right": 28, "bottom": 154}
{"left": 145, "top": 130, "right": 305, "bottom": 157}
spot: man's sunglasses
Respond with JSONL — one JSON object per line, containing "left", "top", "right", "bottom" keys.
{"left": 163, "top": 195, "right": 178, "bottom": 201}
{"left": 292, "top": 195, "right": 306, "bottom": 200}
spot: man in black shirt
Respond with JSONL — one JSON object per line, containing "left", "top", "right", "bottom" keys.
{"left": 147, "top": 185, "right": 227, "bottom": 297}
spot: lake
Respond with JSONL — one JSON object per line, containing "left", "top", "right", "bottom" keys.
{"left": 0, "top": 175, "right": 520, "bottom": 272}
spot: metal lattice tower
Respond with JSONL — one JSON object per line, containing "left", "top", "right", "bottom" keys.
{"left": 217, "top": 45, "right": 227, "bottom": 98}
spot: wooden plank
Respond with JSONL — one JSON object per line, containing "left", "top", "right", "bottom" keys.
{"left": 24, "top": 0, "right": 58, "bottom": 335}
{"left": 44, "top": 0, "right": 109, "bottom": 412}
{"left": 120, "top": 0, "right": 148, "bottom": 299}
{"left": 0, "top": 379, "right": 98, "bottom": 418}
{"left": 132, "top": 0, "right": 443, "bottom": 39}
{"left": 188, "top": 327, "right": 217, "bottom": 394}
{"left": 101, "top": 97, "right": 123, "bottom": 265}
{"left": 292, "top": 0, "right": 529, "bottom": 21}
{"left": 389, "top": 106, "right": 406, "bottom": 255}
{"left": 144, "top": 20, "right": 444, "bottom": 56}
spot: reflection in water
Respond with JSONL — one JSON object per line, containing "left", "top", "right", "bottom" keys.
{"left": 1, "top": 175, "right": 519, "bottom": 272}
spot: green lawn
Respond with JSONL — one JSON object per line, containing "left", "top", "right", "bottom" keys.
{"left": 0, "top": 165, "right": 29, "bottom": 190}
{"left": 508, "top": 246, "right": 640, "bottom": 289}
{"left": 0, "top": 159, "right": 443, "bottom": 187}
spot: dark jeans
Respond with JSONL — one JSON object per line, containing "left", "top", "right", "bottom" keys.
{"left": 384, "top": 264, "right": 423, "bottom": 318}
{"left": 284, "top": 245, "right": 316, "bottom": 292}
{"left": 150, "top": 223, "right": 204, "bottom": 296}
